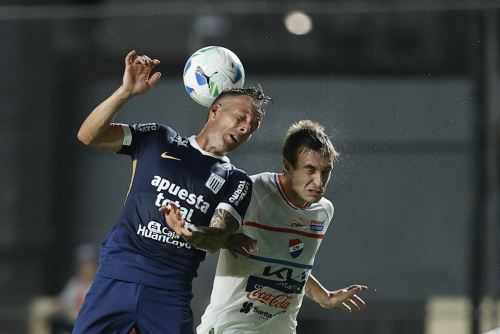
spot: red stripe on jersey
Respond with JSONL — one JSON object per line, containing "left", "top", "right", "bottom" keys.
{"left": 243, "top": 221, "right": 325, "bottom": 239}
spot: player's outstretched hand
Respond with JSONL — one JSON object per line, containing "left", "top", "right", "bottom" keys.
{"left": 225, "top": 233, "right": 257, "bottom": 258}
{"left": 122, "top": 50, "right": 161, "bottom": 97}
{"left": 320, "top": 285, "right": 368, "bottom": 312}
{"left": 159, "top": 203, "right": 192, "bottom": 238}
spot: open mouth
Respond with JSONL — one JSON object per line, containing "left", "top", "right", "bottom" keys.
{"left": 308, "top": 189, "right": 323, "bottom": 196}
{"left": 229, "top": 134, "right": 238, "bottom": 144}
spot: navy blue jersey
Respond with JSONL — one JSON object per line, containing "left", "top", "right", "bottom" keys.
{"left": 96, "top": 123, "right": 252, "bottom": 290}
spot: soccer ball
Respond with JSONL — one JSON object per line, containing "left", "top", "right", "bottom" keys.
{"left": 183, "top": 46, "right": 245, "bottom": 107}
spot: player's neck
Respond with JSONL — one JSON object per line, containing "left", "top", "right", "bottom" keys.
{"left": 194, "top": 133, "right": 226, "bottom": 157}
{"left": 278, "top": 173, "right": 310, "bottom": 209}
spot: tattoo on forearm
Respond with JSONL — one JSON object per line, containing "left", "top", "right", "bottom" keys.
{"left": 186, "top": 209, "right": 239, "bottom": 251}
{"left": 209, "top": 208, "right": 230, "bottom": 229}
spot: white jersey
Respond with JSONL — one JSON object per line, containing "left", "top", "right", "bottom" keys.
{"left": 198, "top": 172, "right": 334, "bottom": 334}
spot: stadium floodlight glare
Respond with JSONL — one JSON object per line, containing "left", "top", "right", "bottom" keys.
{"left": 284, "top": 10, "right": 313, "bottom": 35}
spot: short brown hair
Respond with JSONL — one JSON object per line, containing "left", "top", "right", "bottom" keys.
{"left": 282, "top": 120, "right": 339, "bottom": 167}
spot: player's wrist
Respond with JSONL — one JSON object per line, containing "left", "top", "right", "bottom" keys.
{"left": 315, "top": 289, "right": 333, "bottom": 307}
{"left": 115, "top": 85, "right": 135, "bottom": 100}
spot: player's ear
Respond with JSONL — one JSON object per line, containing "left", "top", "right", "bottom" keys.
{"left": 208, "top": 102, "right": 222, "bottom": 120}
{"left": 283, "top": 158, "right": 292, "bottom": 175}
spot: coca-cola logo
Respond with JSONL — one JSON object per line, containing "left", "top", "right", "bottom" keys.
{"left": 246, "top": 287, "right": 294, "bottom": 310}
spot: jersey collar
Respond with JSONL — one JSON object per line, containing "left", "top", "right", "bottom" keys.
{"left": 188, "top": 136, "right": 230, "bottom": 163}
{"left": 274, "top": 173, "right": 311, "bottom": 210}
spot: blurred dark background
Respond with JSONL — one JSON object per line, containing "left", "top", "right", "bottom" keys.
{"left": 1, "top": 0, "right": 500, "bottom": 333}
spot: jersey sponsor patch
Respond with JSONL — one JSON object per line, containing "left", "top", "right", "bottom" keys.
{"left": 133, "top": 123, "right": 158, "bottom": 132}
{"left": 246, "top": 287, "right": 295, "bottom": 310}
{"left": 240, "top": 301, "right": 253, "bottom": 314}
{"left": 205, "top": 173, "right": 225, "bottom": 194}
{"left": 288, "top": 239, "right": 304, "bottom": 258}
{"left": 291, "top": 218, "right": 307, "bottom": 228}
{"left": 228, "top": 180, "right": 249, "bottom": 206}
{"left": 239, "top": 301, "right": 285, "bottom": 320}
{"left": 170, "top": 134, "right": 189, "bottom": 147}
{"left": 255, "top": 306, "right": 285, "bottom": 319}
{"left": 151, "top": 175, "right": 210, "bottom": 220}
{"left": 246, "top": 275, "right": 305, "bottom": 294}
{"left": 310, "top": 220, "right": 325, "bottom": 231}
{"left": 137, "top": 221, "right": 192, "bottom": 249}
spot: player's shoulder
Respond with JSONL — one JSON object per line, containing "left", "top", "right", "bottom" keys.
{"left": 225, "top": 164, "right": 251, "bottom": 181}
{"left": 144, "top": 123, "right": 186, "bottom": 142}
{"left": 131, "top": 122, "right": 176, "bottom": 132}
{"left": 248, "top": 172, "right": 276, "bottom": 193}
{"left": 317, "top": 197, "right": 334, "bottom": 220}
{"left": 249, "top": 171, "right": 274, "bottom": 184}
{"left": 126, "top": 122, "right": 177, "bottom": 137}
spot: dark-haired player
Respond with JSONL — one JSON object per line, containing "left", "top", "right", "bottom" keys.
{"left": 166, "top": 120, "right": 367, "bottom": 334}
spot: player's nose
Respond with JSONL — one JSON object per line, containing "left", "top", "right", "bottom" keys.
{"left": 238, "top": 123, "right": 250, "bottom": 134}
{"left": 312, "top": 172, "right": 324, "bottom": 188}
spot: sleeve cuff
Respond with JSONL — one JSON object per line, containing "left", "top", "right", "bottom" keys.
{"left": 216, "top": 202, "right": 242, "bottom": 227}
{"left": 121, "top": 124, "right": 132, "bottom": 146}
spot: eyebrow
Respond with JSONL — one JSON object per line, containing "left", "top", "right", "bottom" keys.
{"left": 303, "top": 163, "right": 332, "bottom": 171}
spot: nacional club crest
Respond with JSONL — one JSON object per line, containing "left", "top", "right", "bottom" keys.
{"left": 288, "top": 239, "right": 304, "bottom": 258}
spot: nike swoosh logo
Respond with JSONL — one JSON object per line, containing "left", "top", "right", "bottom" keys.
{"left": 160, "top": 152, "right": 181, "bottom": 161}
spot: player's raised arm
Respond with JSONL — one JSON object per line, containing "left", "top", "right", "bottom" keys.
{"left": 304, "top": 274, "right": 368, "bottom": 312}
{"left": 77, "top": 50, "right": 161, "bottom": 152}
{"left": 160, "top": 204, "right": 257, "bottom": 254}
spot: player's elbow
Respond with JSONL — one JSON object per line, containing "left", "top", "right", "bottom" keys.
{"left": 77, "top": 128, "right": 95, "bottom": 146}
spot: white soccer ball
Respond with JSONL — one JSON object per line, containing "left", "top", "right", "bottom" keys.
{"left": 183, "top": 46, "right": 245, "bottom": 107}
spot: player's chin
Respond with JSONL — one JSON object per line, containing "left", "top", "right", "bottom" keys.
{"left": 223, "top": 138, "right": 240, "bottom": 152}
{"left": 306, "top": 191, "right": 323, "bottom": 202}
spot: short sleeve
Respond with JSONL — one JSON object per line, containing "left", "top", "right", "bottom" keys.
{"left": 115, "top": 123, "right": 161, "bottom": 158}
{"left": 215, "top": 171, "right": 252, "bottom": 226}
{"left": 322, "top": 199, "right": 335, "bottom": 223}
